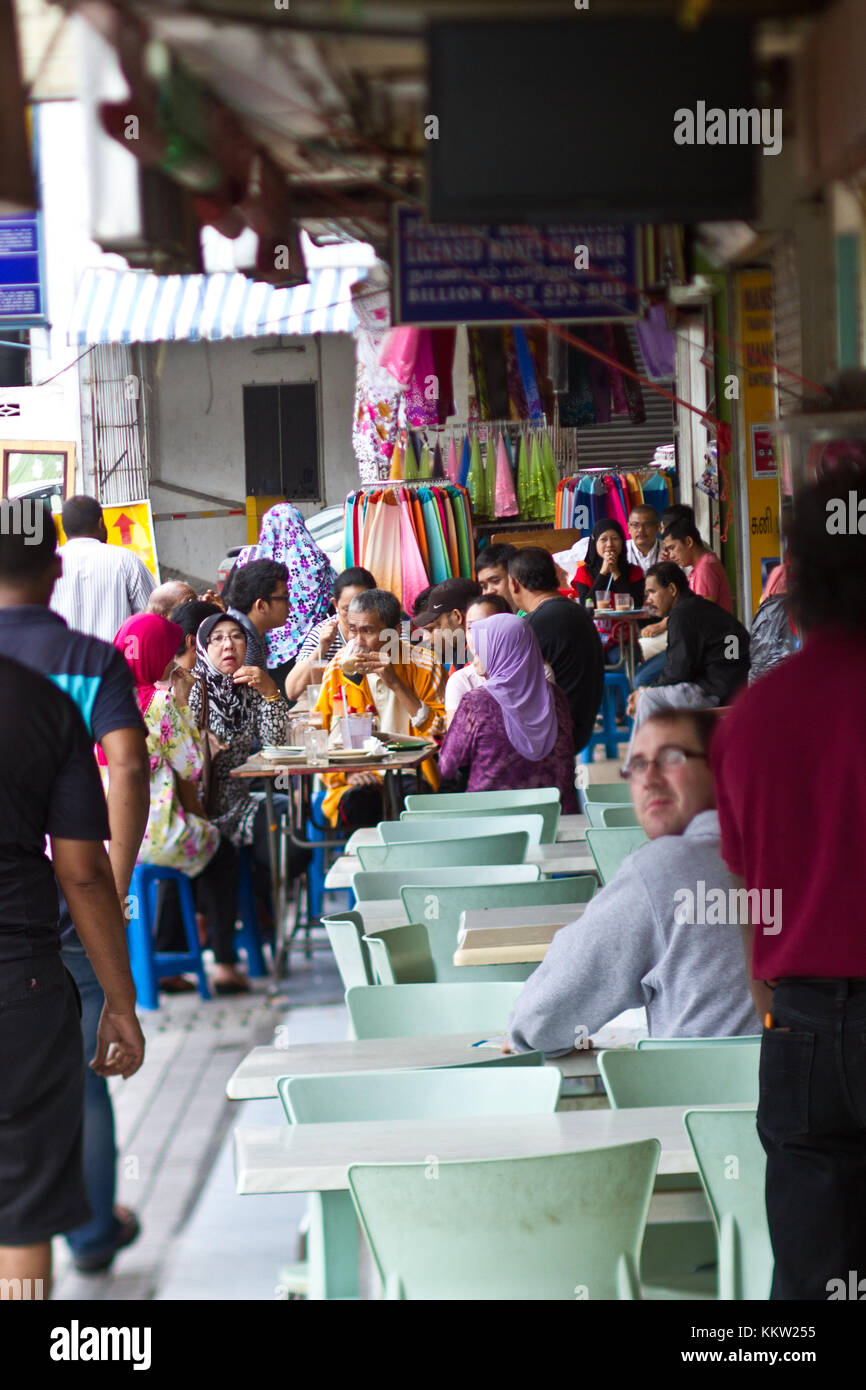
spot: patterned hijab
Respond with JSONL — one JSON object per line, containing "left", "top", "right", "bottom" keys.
{"left": 233, "top": 505, "right": 336, "bottom": 665}
{"left": 193, "top": 612, "right": 253, "bottom": 738}
{"left": 471, "top": 614, "right": 557, "bottom": 762}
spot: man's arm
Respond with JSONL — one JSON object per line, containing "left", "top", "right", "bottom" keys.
{"left": 100, "top": 727, "right": 150, "bottom": 899}
{"left": 127, "top": 554, "right": 156, "bottom": 612}
{"left": 52, "top": 838, "right": 145, "bottom": 1078}
{"left": 508, "top": 860, "right": 655, "bottom": 1056}
{"left": 651, "top": 606, "right": 693, "bottom": 687}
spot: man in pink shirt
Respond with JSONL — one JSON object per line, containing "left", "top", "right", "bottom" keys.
{"left": 660, "top": 517, "right": 733, "bottom": 613}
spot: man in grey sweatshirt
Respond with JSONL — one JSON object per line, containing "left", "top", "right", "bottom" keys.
{"left": 508, "top": 709, "right": 758, "bottom": 1055}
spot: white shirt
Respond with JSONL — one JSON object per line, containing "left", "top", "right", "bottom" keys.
{"left": 50, "top": 537, "right": 156, "bottom": 642}
{"left": 444, "top": 663, "right": 483, "bottom": 717}
{"left": 553, "top": 536, "right": 661, "bottom": 579}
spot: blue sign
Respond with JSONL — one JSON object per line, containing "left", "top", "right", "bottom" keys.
{"left": 0, "top": 215, "right": 44, "bottom": 323}
{"left": 394, "top": 207, "right": 641, "bottom": 326}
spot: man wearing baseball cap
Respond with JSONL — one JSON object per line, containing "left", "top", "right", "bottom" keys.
{"left": 412, "top": 578, "right": 481, "bottom": 664}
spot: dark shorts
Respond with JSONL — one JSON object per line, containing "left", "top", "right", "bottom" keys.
{"left": 0, "top": 953, "right": 90, "bottom": 1246}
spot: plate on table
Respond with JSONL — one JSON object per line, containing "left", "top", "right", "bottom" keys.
{"left": 327, "top": 749, "right": 390, "bottom": 763}
{"left": 261, "top": 746, "right": 305, "bottom": 761}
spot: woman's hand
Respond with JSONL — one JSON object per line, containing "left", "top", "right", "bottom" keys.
{"left": 199, "top": 588, "right": 226, "bottom": 611}
{"left": 233, "top": 665, "right": 279, "bottom": 699}
{"left": 317, "top": 616, "right": 339, "bottom": 655}
{"left": 206, "top": 731, "right": 229, "bottom": 758}
{"left": 348, "top": 771, "right": 380, "bottom": 788}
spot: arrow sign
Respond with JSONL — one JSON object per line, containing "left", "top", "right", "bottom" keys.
{"left": 113, "top": 512, "right": 135, "bottom": 546}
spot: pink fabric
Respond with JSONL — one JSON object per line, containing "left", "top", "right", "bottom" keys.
{"left": 689, "top": 550, "right": 733, "bottom": 614}
{"left": 399, "top": 490, "right": 430, "bottom": 616}
{"left": 446, "top": 438, "right": 459, "bottom": 484}
{"left": 762, "top": 561, "right": 788, "bottom": 599}
{"left": 604, "top": 475, "right": 630, "bottom": 531}
{"left": 405, "top": 331, "right": 439, "bottom": 428}
{"left": 378, "top": 327, "right": 421, "bottom": 388}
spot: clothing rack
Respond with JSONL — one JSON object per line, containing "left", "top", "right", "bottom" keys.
{"left": 343, "top": 482, "right": 474, "bottom": 616}
{"left": 555, "top": 466, "right": 676, "bottom": 532}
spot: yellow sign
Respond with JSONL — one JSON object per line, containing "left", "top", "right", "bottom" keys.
{"left": 103, "top": 500, "right": 160, "bottom": 579}
{"left": 735, "top": 270, "right": 780, "bottom": 616}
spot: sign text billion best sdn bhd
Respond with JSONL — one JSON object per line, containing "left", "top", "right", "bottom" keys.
{"left": 734, "top": 270, "right": 780, "bottom": 616}
{"left": 54, "top": 500, "right": 160, "bottom": 581}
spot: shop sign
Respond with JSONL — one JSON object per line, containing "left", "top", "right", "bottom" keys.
{"left": 0, "top": 215, "right": 45, "bottom": 324}
{"left": 750, "top": 424, "right": 777, "bottom": 479}
{"left": 393, "top": 206, "right": 641, "bottom": 325}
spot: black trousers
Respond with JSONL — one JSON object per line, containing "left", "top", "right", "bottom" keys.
{"left": 758, "top": 978, "right": 866, "bottom": 1300}
{"left": 155, "top": 835, "right": 240, "bottom": 966}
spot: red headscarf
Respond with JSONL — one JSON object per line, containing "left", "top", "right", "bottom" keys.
{"left": 114, "top": 613, "right": 183, "bottom": 715}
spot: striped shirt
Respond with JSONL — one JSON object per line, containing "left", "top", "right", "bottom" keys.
{"left": 50, "top": 538, "right": 156, "bottom": 643}
{"left": 297, "top": 617, "right": 416, "bottom": 666}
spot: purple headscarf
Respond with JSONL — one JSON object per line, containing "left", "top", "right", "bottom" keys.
{"left": 471, "top": 614, "right": 557, "bottom": 762}
{"left": 232, "top": 504, "right": 336, "bottom": 665}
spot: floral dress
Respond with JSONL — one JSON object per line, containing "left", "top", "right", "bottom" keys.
{"left": 138, "top": 687, "right": 220, "bottom": 875}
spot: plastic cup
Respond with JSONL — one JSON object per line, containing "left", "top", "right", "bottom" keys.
{"left": 614, "top": 593, "right": 634, "bottom": 611}
{"left": 306, "top": 682, "right": 322, "bottom": 709}
{"left": 595, "top": 590, "right": 614, "bottom": 611}
{"left": 303, "top": 726, "right": 329, "bottom": 766}
{"left": 309, "top": 662, "right": 328, "bottom": 684}
{"left": 340, "top": 714, "right": 373, "bottom": 750}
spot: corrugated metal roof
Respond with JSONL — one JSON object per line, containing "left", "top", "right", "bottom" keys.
{"left": 67, "top": 265, "right": 363, "bottom": 346}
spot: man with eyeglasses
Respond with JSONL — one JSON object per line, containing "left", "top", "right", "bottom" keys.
{"left": 507, "top": 709, "right": 758, "bottom": 1057}
{"left": 225, "top": 559, "right": 290, "bottom": 674}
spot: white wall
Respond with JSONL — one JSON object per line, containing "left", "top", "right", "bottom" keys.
{"left": 148, "top": 331, "right": 357, "bottom": 585}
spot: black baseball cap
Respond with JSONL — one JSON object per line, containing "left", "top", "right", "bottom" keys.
{"left": 412, "top": 577, "right": 482, "bottom": 628}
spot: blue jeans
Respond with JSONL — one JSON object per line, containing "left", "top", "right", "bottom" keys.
{"left": 60, "top": 944, "right": 121, "bottom": 1257}
{"left": 634, "top": 652, "right": 667, "bottom": 688}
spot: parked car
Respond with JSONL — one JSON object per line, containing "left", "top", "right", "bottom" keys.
{"left": 216, "top": 503, "right": 344, "bottom": 593}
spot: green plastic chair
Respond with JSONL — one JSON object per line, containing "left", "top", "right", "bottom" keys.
{"left": 400, "top": 876, "right": 597, "bottom": 984}
{"left": 405, "top": 788, "right": 560, "bottom": 812}
{"left": 321, "top": 911, "right": 374, "bottom": 990}
{"left": 348, "top": 1142, "right": 660, "bottom": 1299}
{"left": 279, "top": 1066, "right": 560, "bottom": 1124}
{"left": 585, "top": 826, "right": 648, "bottom": 884}
{"left": 638, "top": 1036, "right": 762, "bottom": 1050}
{"left": 357, "top": 832, "right": 530, "bottom": 872}
{"left": 597, "top": 1044, "right": 761, "bottom": 1110}
{"left": 403, "top": 801, "right": 560, "bottom": 843}
{"left": 684, "top": 1108, "right": 772, "bottom": 1300}
{"left": 600, "top": 805, "right": 640, "bottom": 827}
{"left": 378, "top": 813, "right": 545, "bottom": 847}
{"left": 352, "top": 864, "right": 540, "bottom": 902}
{"left": 582, "top": 783, "right": 633, "bottom": 805}
{"left": 363, "top": 923, "right": 435, "bottom": 984}
{"left": 345, "top": 981, "right": 526, "bottom": 1039}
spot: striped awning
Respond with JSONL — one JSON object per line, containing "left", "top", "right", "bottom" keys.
{"left": 68, "top": 264, "right": 362, "bottom": 346}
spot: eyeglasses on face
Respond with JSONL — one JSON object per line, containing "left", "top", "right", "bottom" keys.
{"left": 268, "top": 592, "right": 290, "bottom": 604}
{"left": 621, "top": 746, "right": 707, "bottom": 781}
{"left": 208, "top": 630, "right": 246, "bottom": 646}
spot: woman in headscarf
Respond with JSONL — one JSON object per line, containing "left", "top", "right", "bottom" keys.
{"left": 227, "top": 504, "right": 337, "bottom": 688}
{"left": 570, "top": 517, "right": 645, "bottom": 669}
{"left": 437, "top": 613, "right": 578, "bottom": 812}
{"left": 113, "top": 613, "right": 249, "bottom": 994}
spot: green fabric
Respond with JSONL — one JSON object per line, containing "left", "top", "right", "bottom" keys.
{"left": 451, "top": 486, "right": 472, "bottom": 577}
{"left": 466, "top": 433, "right": 486, "bottom": 517}
{"left": 516, "top": 434, "right": 530, "bottom": 516}
{"left": 418, "top": 443, "right": 433, "bottom": 480}
{"left": 540, "top": 433, "right": 558, "bottom": 521}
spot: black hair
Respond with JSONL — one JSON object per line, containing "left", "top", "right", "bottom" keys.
{"left": 645, "top": 561, "right": 690, "bottom": 594}
{"left": 334, "top": 566, "right": 376, "bottom": 600}
{"left": 507, "top": 546, "right": 558, "bottom": 593}
{"left": 642, "top": 707, "right": 720, "bottom": 756}
{"left": 660, "top": 503, "right": 695, "bottom": 528}
{"left": 62, "top": 495, "right": 104, "bottom": 538}
{"left": 787, "top": 474, "right": 866, "bottom": 632}
{"left": 225, "top": 558, "right": 288, "bottom": 614}
{"left": 467, "top": 593, "right": 511, "bottom": 617}
{"left": 585, "top": 518, "right": 628, "bottom": 580}
{"left": 477, "top": 543, "right": 518, "bottom": 574}
{"left": 0, "top": 501, "right": 58, "bottom": 581}
{"left": 170, "top": 599, "right": 222, "bottom": 656}
{"left": 662, "top": 516, "right": 704, "bottom": 547}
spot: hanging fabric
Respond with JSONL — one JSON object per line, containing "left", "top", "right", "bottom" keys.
{"left": 344, "top": 483, "right": 474, "bottom": 605}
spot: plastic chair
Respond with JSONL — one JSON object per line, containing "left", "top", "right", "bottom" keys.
{"left": 402, "top": 800, "right": 560, "bottom": 844}
{"left": 279, "top": 1066, "right": 560, "bottom": 1125}
{"left": 351, "top": 865, "right": 541, "bottom": 902}
{"left": 377, "top": 813, "right": 545, "bottom": 848}
{"left": 637, "top": 1036, "right": 762, "bottom": 1050}
{"left": 127, "top": 864, "right": 210, "bottom": 1009}
{"left": 684, "top": 1108, "right": 773, "bottom": 1300}
{"left": 597, "top": 1044, "right": 761, "bottom": 1110}
{"left": 321, "top": 911, "right": 375, "bottom": 990}
{"left": 404, "top": 788, "right": 560, "bottom": 812}
{"left": 348, "top": 1141, "right": 660, "bottom": 1299}
{"left": 578, "top": 670, "right": 633, "bottom": 764}
{"left": 585, "top": 826, "right": 648, "bottom": 884}
{"left": 363, "top": 923, "right": 435, "bottom": 984}
{"left": 345, "top": 981, "right": 526, "bottom": 1039}
{"left": 400, "top": 876, "right": 598, "bottom": 984}
{"left": 599, "top": 805, "right": 640, "bottom": 828}
{"left": 357, "top": 831, "right": 530, "bottom": 871}
{"left": 582, "top": 782, "right": 633, "bottom": 805}
{"left": 275, "top": 1066, "right": 558, "bottom": 1300}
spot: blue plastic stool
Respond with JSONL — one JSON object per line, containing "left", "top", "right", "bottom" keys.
{"left": 579, "top": 670, "right": 634, "bottom": 764}
{"left": 127, "top": 865, "right": 211, "bottom": 1010}
{"left": 237, "top": 847, "right": 268, "bottom": 978}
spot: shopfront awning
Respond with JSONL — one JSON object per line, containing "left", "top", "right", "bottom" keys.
{"left": 68, "top": 265, "right": 362, "bottom": 346}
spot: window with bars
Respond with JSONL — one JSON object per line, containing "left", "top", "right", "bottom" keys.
{"left": 243, "top": 382, "right": 320, "bottom": 501}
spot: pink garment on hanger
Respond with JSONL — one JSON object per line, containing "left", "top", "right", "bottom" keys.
{"left": 399, "top": 489, "right": 431, "bottom": 616}
{"left": 379, "top": 327, "right": 421, "bottom": 388}
{"left": 446, "top": 438, "right": 459, "bottom": 484}
{"left": 404, "top": 331, "right": 440, "bottom": 428}
{"left": 604, "top": 475, "right": 630, "bottom": 531}
{"left": 494, "top": 431, "right": 519, "bottom": 517}
{"left": 363, "top": 491, "right": 403, "bottom": 603}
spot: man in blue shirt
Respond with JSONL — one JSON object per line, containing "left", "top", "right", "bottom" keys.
{"left": 0, "top": 505, "right": 150, "bottom": 1275}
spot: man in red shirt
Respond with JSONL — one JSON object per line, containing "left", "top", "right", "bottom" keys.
{"left": 661, "top": 517, "right": 733, "bottom": 613}
{"left": 711, "top": 474, "right": 866, "bottom": 1300}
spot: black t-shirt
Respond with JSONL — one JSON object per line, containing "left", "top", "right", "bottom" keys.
{"left": 0, "top": 655, "right": 110, "bottom": 964}
{"left": 655, "top": 592, "right": 751, "bottom": 702}
{"left": 527, "top": 597, "right": 604, "bottom": 753}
